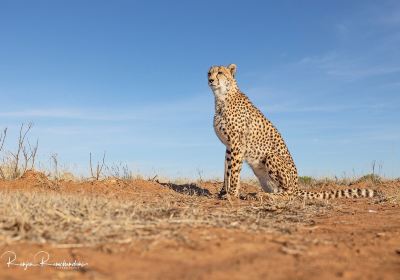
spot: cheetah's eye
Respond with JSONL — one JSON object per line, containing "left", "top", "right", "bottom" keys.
{"left": 218, "top": 71, "right": 223, "bottom": 75}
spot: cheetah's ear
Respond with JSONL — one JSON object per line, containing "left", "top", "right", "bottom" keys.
{"left": 227, "top": 64, "right": 237, "bottom": 77}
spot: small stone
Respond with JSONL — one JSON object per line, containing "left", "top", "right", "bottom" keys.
{"left": 376, "top": 232, "right": 386, "bottom": 237}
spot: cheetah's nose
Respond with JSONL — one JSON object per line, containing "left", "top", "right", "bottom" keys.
{"left": 209, "top": 79, "right": 214, "bottom": 83}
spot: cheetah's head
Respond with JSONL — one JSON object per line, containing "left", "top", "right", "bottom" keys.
{"left": 208, "top": 64, "right": 237, "bottom": 95}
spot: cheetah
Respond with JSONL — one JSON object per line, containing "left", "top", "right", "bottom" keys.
{"left": 208, "top": 64, "right": 378, "bottom": 201}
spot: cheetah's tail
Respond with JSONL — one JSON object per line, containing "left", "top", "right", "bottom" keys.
{"left": 294, "top": 188, "right": 380, "bottom": 199}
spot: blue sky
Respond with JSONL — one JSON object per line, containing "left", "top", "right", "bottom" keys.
{"left": 0, "top": 0, "right": 399, "bottom": 179}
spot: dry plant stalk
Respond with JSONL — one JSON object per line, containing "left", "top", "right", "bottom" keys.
{"left": 51, "top": 153, "right": 59, "bottom": 179}
{"left": 12, "top": 123, "right": 38, "bottom": 178}
{"left": 106, "top": 162, "right": 134, "bottom": 180}
{"left": 0, "top": 123, "right": 38, "bottom": 179}
{"left": 90, "top": 152, "right": 106, "bottom": 180}
{"left": 0, "top": 128, "right": 7, "bottom": 179}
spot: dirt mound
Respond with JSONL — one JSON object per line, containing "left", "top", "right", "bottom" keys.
{"left": 20, "top": 169, "right": 49, "bottom": 181}
{"left": 17, "top": 169, "right": 55, "bottom": 190}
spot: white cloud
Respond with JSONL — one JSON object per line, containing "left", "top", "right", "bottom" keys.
{"left": 298, "top": 52, "right": 400, "bottom": 80}
{"left": 246, "top": 86, "right": 393, "bottom": 114}
{"left": 0, "top": 109, "right": 83, "bottom": 119}
{"left": 270, "top": 103, "right": 388, "bottom": 113}
{"left": 0, "top": 93, "right": 213, "bottom": 122}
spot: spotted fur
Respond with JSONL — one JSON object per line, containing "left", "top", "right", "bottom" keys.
{"left": 208, "top": 64, "right": 378, "bottom": 201}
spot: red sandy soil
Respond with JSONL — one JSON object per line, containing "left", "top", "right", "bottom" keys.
{"left": 0, "top": 170, "right": 399, "bottom": 280}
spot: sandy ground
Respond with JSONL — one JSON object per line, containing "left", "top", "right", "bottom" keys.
{"left": 0, "top": 171, "right": 399, "bottom": 280}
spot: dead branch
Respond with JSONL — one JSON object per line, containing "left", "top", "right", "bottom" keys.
{"left": 10, "top": 123, "right": 33, "bottom": 176}
{"left": 0, "top": 128, "right": 7, "bottom": 179}
{"left": 5, "top": 123, "right": 39, "bottom": 178}
{"left": 90, "top": 152, "right": 106, "bottom": 180}
{"left": 28, "top": 139, "right": 39, "bottom": 169}
{"left": 0, "top": 128, "right": 6, "bottom": 152}
{"left": 51, "top": 153, "right": 59, "bottom": 179}
{"left": 149, "top": 175, "right": 158, "bottom": 182}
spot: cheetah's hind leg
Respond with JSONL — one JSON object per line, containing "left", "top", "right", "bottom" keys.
{"left": 248, "top": 160, "right": 280, "bottom": 193}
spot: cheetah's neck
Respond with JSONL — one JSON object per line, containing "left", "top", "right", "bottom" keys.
{"left": 212, "top": 84, "right": 239, "bottom": 113}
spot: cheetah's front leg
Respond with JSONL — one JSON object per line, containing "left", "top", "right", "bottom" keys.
{"left": 222, "top": 144, "right": 244, "bottom": 198}
{"left": 218, "top": 149, "right": 231, "bottom": 198}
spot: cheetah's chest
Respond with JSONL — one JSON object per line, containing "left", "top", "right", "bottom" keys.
{"left": 213, "top": 114, "right": 229, "bottom": 146}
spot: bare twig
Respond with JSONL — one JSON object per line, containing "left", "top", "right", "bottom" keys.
{"left": 0, "top": 128, "right": 7, "bottom": 179}
{"left": 98, "top": 152, "right": 106, "bottom": 180}
{"left": 1, "top": 123, "right": 38, "bottom": 179}
{"left": 0, "top": 128, "right": 6, "bottom": 152}
{"left": 28, "top": 139, "right": 39, "bottom": 169}
{"left": 51, "top": 153, "right": 59, "bottom": 179}
{"left": 90, "top": 152, "right": 106, "bottom": 180}
{"left": 197, "top": 168, "right": 204, "bottom": 183}
{"left": 89, "top": 153, "right": 94, "bottom": 179}
{"left": 105, "top": 162, "right": 134, "bottom": 180}
{"left": 149, "top": 175, "right": 158, "bottom": 182}
{"left": 372, "top": 160, "right": 376, "bottom": 177}
{"left": 10, "top": 123, "right": 36, "bottom": 178}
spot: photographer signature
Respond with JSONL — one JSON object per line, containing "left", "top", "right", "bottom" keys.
{"left": 1, "top": 250, "right": 88, "bottom": 270}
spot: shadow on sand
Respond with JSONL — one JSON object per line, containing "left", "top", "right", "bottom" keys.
{"left": 160, "top": 182, "right": 212, "bottom": 197}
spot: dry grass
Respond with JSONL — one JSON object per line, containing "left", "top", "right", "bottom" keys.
{"left": 385, "top": 180, "right": 400, "bottom": 205}
{"left": 0, "top": 188, "right": 329, "bottom": 246}
{"left": 299, "top": 174, "right": 389, "bottom": 188}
